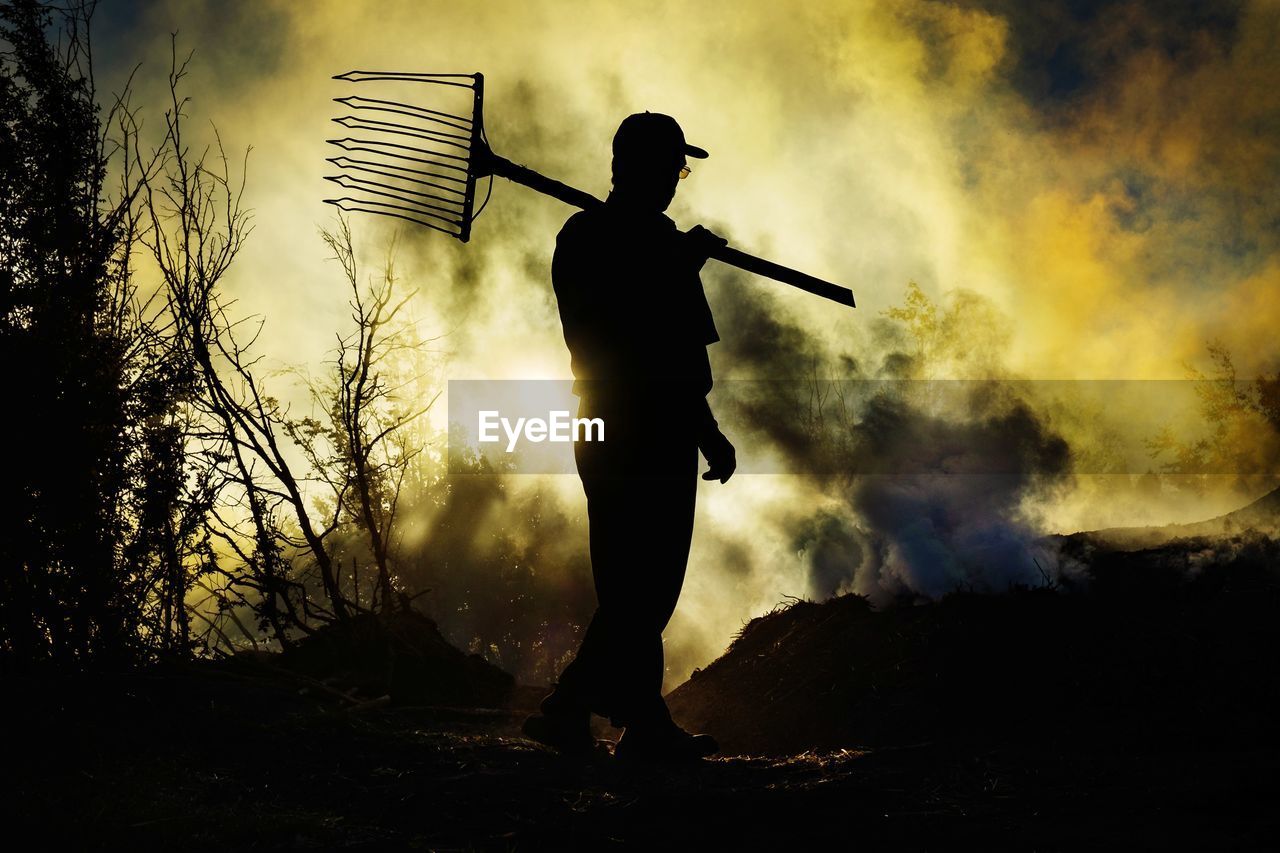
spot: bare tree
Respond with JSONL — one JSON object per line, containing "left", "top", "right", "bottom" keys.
{"left": 141, "top": 42, "right": 352, "bottom": 651}
{"left": 139, "top": 43, "right": 439, "bottom": 653}
{"left": 299, "top": 220, "right": 440, "bottom": 612}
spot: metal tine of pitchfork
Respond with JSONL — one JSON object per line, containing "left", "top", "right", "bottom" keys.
{"left": 333, "top": 70, "right": 478, "bottom": 89}
{"left": 334, "top": 95, "right": 472, "bottom": 134}
{"left": 326, "top": 145, "right": 470, "bottom": 184}
{"left": 326, "top": 156, "right": 467, "bottom": 200}
{"left": 333, "top": 136, "right": 470, "bottom": 165}
{"left": 327, "top": 197, "right": 463, "bottom": 236}
{"left": 326, "top": 69, "right": 854, "bottom": 303}
{"left": 327, "top": 138, "right": 471, "bottom": 173}
{"left": 324, "top": 175, "right": 465, "bottom": 222}
{"left": 324, "top": 173, "right": 466, "bottom": 218}
{"left": 332, "top": 115, "right": 471, "bottom": 150}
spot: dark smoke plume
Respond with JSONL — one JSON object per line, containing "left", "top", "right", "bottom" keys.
{"left": 708, "top": 270, "right": 1073, "bottom": 604}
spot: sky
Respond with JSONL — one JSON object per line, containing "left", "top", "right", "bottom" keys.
{"left": 87, "top": 0, "right": 1280, "bottom": 683}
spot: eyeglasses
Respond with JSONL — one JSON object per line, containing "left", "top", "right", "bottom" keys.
{"left": 679, "top": 164, "right": 692, "bottom": 180}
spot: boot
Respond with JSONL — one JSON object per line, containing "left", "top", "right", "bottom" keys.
{"left": 614, "top": 721, "right": 719, "bottom": 763}
{"left": 521, "top": 689, "right": 594, "bottom": 757}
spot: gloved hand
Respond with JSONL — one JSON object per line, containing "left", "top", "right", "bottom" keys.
{"left": 682, "top": 224, "right": 728, "bottom": 271}
{"left": 698, "top": 426, "right": 737, "bottom": 483}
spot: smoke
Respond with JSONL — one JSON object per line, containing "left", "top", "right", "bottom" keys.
{"left": 85, "top": 0, "right": 1280, "bottom": 684}
{"left": 390, "top": 448, "right": 597, "bottom": 685}
{"left": 90, "top": 0, "right": 1280, "bottom": 380}
{"left": 837, "top": 395, "right": 1070, "bottom": 601}
{"left": 705, "top": 265, "right": 1074, "bottom": 604}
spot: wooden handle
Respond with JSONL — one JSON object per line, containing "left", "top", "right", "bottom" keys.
{"left": 484, "top": 152, "right": 855, "bottom": 308}
{"left": 711, "top": 246, "right": 854, "bottom": 307}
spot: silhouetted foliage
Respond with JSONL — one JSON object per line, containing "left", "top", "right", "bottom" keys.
{"left": 0, "top": 2, "right": 588, "bottom": 681}
{"left": 1147, "top": 342, "right": 1280, "bottom": 486}
{"left": 141, "top": 62, "right": 445, "bottom": 650}
{"left": 0, "top": 0, "right": 197, "bottom": 667}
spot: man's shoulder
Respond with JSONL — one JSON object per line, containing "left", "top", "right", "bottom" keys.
{"left": 557, "top": 205, "right": 679, "bottom": 244}
{"left": 557, "top": 207, "right": 606, "bottom": 239}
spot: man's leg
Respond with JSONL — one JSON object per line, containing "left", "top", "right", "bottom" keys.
{"left": 527, "top": 402, "right": 712, "bottom": 758}
{"left": 600, "top": 455, "right": 697, "bottom": 729}
{"left": 523, "top": 424, "right": 638, "bottom": 747}
{"left": 604, "top": 445, "right": 718, "bottom": 760}
{"left": 544, "top": 423, "right": 698, "bottom": 716}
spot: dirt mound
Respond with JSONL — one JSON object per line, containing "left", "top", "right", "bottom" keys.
{"left": 1076, "top": 485, "right": 1280, "bottom": 551}
{"left": 668, "top": 535, "right": 1280, "bottom": 756}
{"left": 274, "top": 609, "right": 515, "bottom": 708}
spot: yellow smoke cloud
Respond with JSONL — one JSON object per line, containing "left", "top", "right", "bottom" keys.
{"left": 95, "top": 0, "right": 1280, "bottom": 684}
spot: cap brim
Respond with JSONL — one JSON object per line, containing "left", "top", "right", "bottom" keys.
{"left": 684, "top": 143, "right": 710, "bottom": 159}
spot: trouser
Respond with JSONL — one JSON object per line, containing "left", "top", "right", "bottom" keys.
{"left": 552, "top": 395, "right": 699, "bottom": 729}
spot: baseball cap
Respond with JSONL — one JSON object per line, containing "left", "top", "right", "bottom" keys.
{"left": 612, "top": 112, "right": 709, "bottom": 165}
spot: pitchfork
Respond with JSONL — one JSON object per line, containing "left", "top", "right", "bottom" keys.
{"left": 324, "top": 71, "right": 855, "bottom": 308}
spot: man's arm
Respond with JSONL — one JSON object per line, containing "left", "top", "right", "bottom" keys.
{"left": 552, "top": 214, "right": 617, "bottom": 381}
{"left": 680, "top": 225, "right": 728, "bottom": 273}
{"left": 695, "top": 396, "right": 736, "bottom": 484}
{"left": 553, "top": 212, "right": 660, "bottom": 382}
{"left": 677, "top": 224, "right": 734, "bottom": 482}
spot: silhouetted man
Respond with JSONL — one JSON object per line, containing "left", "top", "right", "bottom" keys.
{"left": 522, "top": 112, "right": 735, "bottom": 762}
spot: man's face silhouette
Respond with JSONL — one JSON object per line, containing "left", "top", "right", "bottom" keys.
{"left": 611, "top": 154, "right": 684, "bottom": 212}
{"left": 610, "top": 113, "right": 705, "bottom": 213}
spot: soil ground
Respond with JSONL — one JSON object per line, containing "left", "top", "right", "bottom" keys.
{"left": 5, "top": 659, "right": 1276, "bottom": 851}
{"left": 9, "top": 516, "right": 1280, "bottom": 850}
